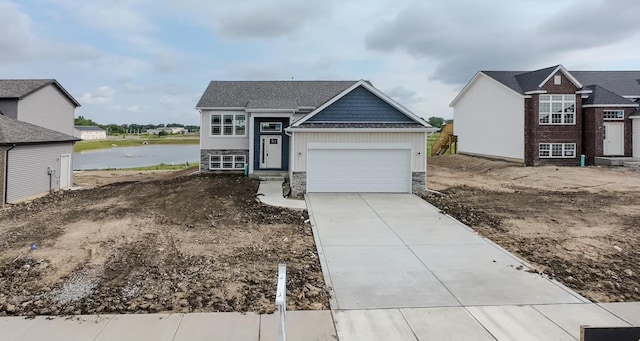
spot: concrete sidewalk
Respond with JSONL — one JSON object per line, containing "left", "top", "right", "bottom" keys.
{"left": 0, "top": 310, "right": 336, "bottom": 341}
{"left": 257, "top": 180, "right": 306, "bottom": 210}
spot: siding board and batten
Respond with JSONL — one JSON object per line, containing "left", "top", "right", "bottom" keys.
{"left": 453, "top": 74, "right": 525, "bottom": 160}
{"left": 6, "top": 143, "right": 73, "bottom": 203}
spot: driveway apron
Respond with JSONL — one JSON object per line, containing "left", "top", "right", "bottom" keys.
{"left": 306, "top": 193, "right": 586, "bottom": 310}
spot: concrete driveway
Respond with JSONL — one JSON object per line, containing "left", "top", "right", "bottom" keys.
{"left": 306, "top": 193, "right": 586, "bottom": 310}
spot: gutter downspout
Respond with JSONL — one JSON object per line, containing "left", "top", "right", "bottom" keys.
{"left": 3, "top": 144, "right": 16, "bottom": 206}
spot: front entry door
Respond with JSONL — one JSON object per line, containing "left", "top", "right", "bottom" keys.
{"left": 260, "top": 136, "right": 282, "bottom": 168}
{"left": 604, "top": 122, "right": 624, "bottom": 155}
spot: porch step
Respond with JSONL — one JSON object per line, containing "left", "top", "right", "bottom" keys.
{"left": 623, "top": 161, "right": 640, "bottom": 168}
{"left": 258, "top": 176, "right": 285, "bottom": 182}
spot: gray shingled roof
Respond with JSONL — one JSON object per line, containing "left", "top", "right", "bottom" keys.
{"left": 293, "top": 122, "right": 427, "bottom": 129}
{"left": 196, "top": 81, "right": 359, "bottom": 109}
{"left": 482, "top": 67, "right": 640, "bottom": 98}
{"left": 0, "top": 79, "right": 81, "bottom": 106}
{"left": 572, "top": 71, "right": 640, "bottom": 97}
{"left": 631, "top": 108, "right": 640, "bottom": 118}
{"left": 0, "top": 115, "right": 79, "bottom": 144}
{"left": 583, "top": 85, "right": 638, "bottom": 106}
{"left": 74, "top": 125, "right": 105, "bottom": 131}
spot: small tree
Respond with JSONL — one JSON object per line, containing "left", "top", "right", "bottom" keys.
{"left": 427, "top": 116, "right": 445, "bottom": 129}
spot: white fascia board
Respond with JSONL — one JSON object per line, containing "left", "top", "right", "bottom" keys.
{"left": 575, "top": 89, "right": 593, "bottom": 94}
{"left": 197, "top": 107, "right": 246, "bottom": 110}
{"left": 582, "top": 104, "right": 639, "bottom": 108}
{"left": 538, "top": 65, "right": 583, "bottom": 89}
{"left": 524, "top": 90, "right": 547, "bottom": 95}
{"left": 285, "top": 128, "right": 431, "bottom": 133}
{"left": 292, "top": 80, "right": 431, "bottom": 128}
{"left": 249, "top": 112, "right": 294, "bottom": 117}
{"left": 245, "top": 109, "right": 297, "bottom": 113}
{"left": 450, "top": 72, "right": 525, "bottom": 107}
{"left": 623, "top": 95, "right": 640, "bottom": 99}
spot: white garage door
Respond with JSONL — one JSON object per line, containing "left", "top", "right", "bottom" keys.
{"left": 307, "top": 146, "right": 411, "bottom": 193}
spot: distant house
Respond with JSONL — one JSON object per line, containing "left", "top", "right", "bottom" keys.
{"left": 147, "top": 127, "right": 186, "bottom": 135}
{"left": 196, "top": 80, "right": 432, "bottom": 195}
{"left": 450, "top": 65, "right": 640, "bottom": 165}
{"left": 0, "top": 79, "right": 81, "bottom": 205}
{"left": 74, "top": 126, "right": 107, "bottom": 140}
{"left": 0, "top": 115, "right": 79, "bottom": 206}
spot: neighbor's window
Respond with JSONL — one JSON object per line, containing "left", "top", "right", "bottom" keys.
{"left": 539, "top": 143, "right": 576, "bottom": 158}
{"left": 209, "top": 155, "right": 245, "bottom": 170}
{"left": 603, "top": 110, "right": 624, "bottom": 120}
{"left": 260, "top": 122, "right": 282, "bottom": 133}
{"left": 211, "top": 113, "right": 246, "bottom": 136}
{"left": 539, "top": 95, "right": 576, "bottom": 125}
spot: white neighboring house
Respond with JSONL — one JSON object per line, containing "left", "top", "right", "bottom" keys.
{"left": 74, "top": 126, "right": 107, "bottom": 140}
{"left": 147, "top": 127, "right": 186, "bottom": 134}
{"left": 0, "top": 79, "right": 81, "bottom": 205}
{"left": 196, "top": 80, "right": 433, "bottom": 196}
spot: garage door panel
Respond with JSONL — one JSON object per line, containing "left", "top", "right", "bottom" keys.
{"left": 307, "top": 149, "right": 410, "bottom": 193}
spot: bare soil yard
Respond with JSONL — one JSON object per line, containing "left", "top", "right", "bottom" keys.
{"left": 0, "top": 171, "right": 327, "bottom": 316}
{"left": 426, "top": 155, "right": 640, "bottom": 302}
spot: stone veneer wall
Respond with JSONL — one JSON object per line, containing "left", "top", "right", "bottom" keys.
{"left": 200, "top": 149, "right": 248, "bottom": 172}
{"left": 290, "top": 171, "right": 306, "bottom": 197}
{"left": 412, "top": 171, "right": 426, "bottom": 195}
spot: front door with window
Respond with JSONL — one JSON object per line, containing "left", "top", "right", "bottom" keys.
{"left": 260, "top": 135, "right": 282, "bottom": 168}
{"left": 603, "top": 122, "right": 624, "bottom": 155}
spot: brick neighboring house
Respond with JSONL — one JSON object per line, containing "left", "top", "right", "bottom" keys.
{"left": 450, "top": 65, "right": 640, "bottom": 166}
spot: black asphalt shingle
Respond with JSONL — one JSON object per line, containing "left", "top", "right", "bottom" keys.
{"left": 0, "top": 114, "right": 79, "bottom": 144}
{"left": 583, "top": 85, "right": 637, "bottom": 106}
{"left": 196, "top": 81, "right": 359, "bottom": 109}
{"left": 0, "top": 79, "right": 81, "bottom": 106}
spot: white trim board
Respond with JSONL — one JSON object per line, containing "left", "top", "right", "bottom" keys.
{"left": 307, "top": 142, "right": 412, "bottom": 150}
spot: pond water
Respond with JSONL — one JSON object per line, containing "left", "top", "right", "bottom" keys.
{"left": 73, "top": 144, "right": 200, "bottom": 170}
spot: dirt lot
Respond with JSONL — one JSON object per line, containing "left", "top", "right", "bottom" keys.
{"left": 426, "top": 154, "right": 640, "bottom": 302}
{"left": 0, "top": 171, "right": 327, "bottom": 316}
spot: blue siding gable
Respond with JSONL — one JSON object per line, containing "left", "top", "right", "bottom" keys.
{"left": 308, "top": 86, "right": 414, "bottom": 123}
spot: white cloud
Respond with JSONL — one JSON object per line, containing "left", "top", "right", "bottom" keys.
{"left": 126, "top": 106, "right": 144, "bottom": 113}
{"left": 79, "top": 86, "right": 115, "bottom": 104}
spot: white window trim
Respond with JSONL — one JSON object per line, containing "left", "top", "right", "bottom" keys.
{"left": 209, "top": 155, "right": 246, "bottom": 170}
{"left": 539, "top": 94, "right": 577, "bottom": 125}
{"left": 209, "top": 113, "right": 247, "bottom": 137}
{"left": 260, "top": 122, "right": 283, "bottom": 133}
{"left": 539, "top": 143, "right": 576, "bottom": 158}
{"left": 603, "top": 110, "right": 624, "bottom": 120}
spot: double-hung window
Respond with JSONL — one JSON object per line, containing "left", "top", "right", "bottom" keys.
{"left": 539, "top": 143, "right": 576, "bottom": 158}
{"left": 539, "top": 95, "right": 575, "bottom": 125}
{"left": 211, "top": 113, "right": 246, "bottom": 136}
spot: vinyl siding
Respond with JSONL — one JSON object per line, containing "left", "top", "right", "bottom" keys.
{"left": 292, "top": 132, "right": 426, "bottom": 172}
{"left": 0, "top": 99, "right": 18, "bottom": 118}
{"left": 6, "top": 143, "right": 74, "bottom": 203}
{"left": 453, "top": 73, "right": 525, "bottom": 160}
{"left": 17, "top": 84, "right": 76, "bottom": 136}
{"left": 308, "top": 86, "right": 414, "bottom": 122}
{"left": 199, "top": 110, "right": 250, "bottom": 150}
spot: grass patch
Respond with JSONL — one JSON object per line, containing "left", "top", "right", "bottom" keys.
{"left": 75, "top": 138, "right": 199, "bottom": 152}
{"left": 90, "top": 163, "right": 200, "bottom": 171}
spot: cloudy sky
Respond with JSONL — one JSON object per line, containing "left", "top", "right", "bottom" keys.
{"left": 1, "top": 0, "right": 639, "bottom": 125}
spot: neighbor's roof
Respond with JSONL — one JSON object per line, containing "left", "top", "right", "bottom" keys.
{"left": 196, "top": 81, "right": 360, "bottom": 110}
{"left": 0, "top": 115, "right": 79, "bottom": 144}
{"left": 481, "top": 66, "right": 640, "bottom": 97}
{"left": 583, "top": 85, "right": 638, "bottom": 106}
{"left": 0, "top": 79, "right": 81, "bottom": 107}
{"left": 74, "top": 125, "right": 105, "bottom": 131}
